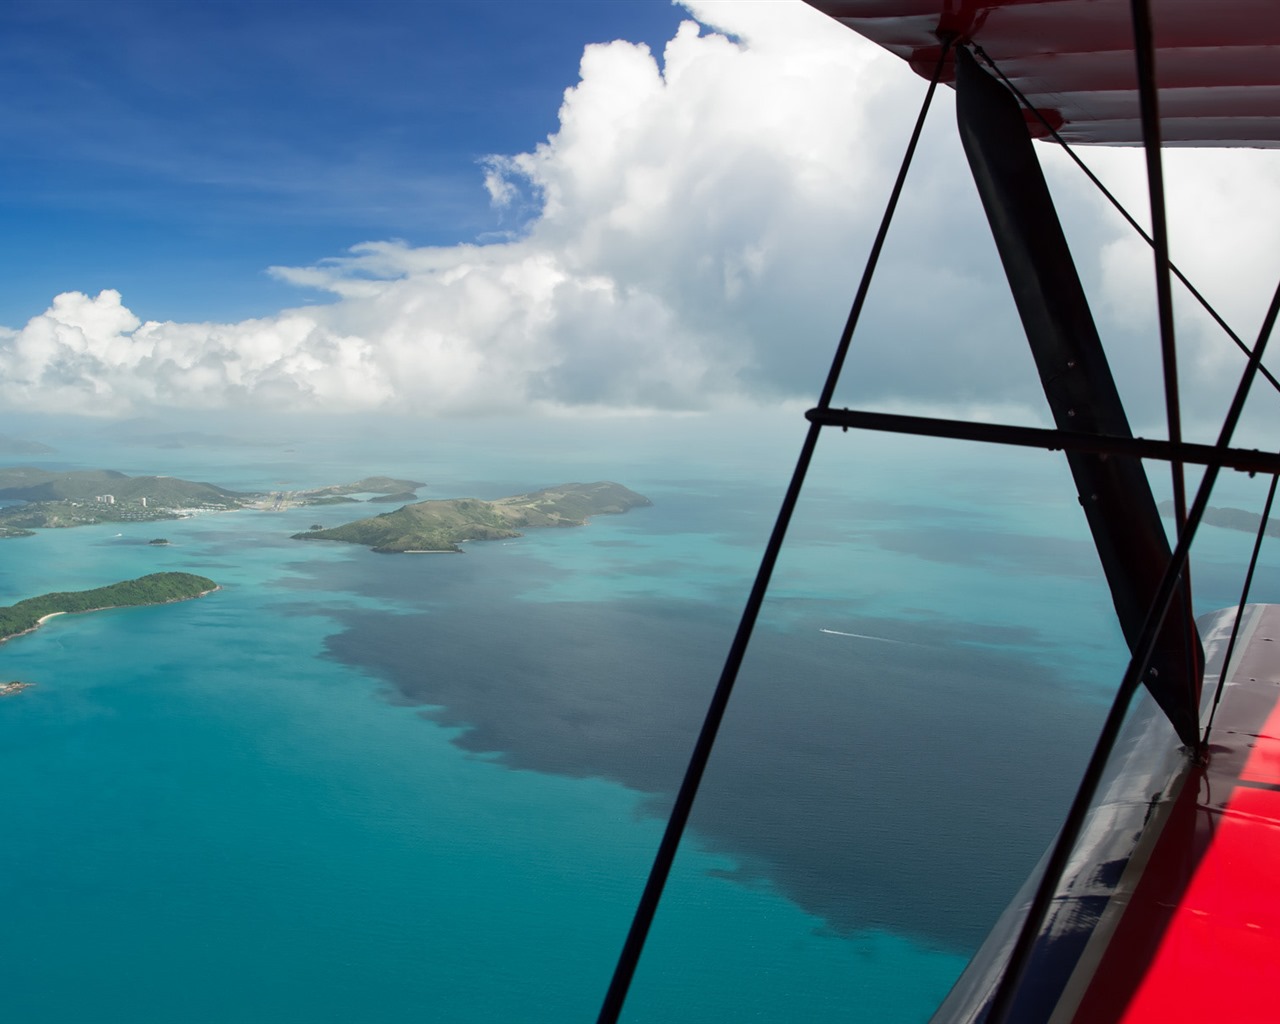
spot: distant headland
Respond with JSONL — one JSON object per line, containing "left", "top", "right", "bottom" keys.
{"left": 1158, "top": 499, "right": 1280, "bottom": 539}
{"left": 294, "top": 481, "right": 652, "bottom": 553}
{"left": 0, "top": 468, "right": 426, "bottom": 534}
{"left": 0, "top": 571, "right": 219, "bottom": 645}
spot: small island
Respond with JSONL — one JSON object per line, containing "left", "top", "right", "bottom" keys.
{"left": 0, "top": 572, "right": 218, "bottom": 644}
{"left": 293, "top": 481, "right": 651, "bottom": 553}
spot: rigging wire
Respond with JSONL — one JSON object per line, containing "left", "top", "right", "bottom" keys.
{"left": 987, "top": 272, "right": 1280, "bottom": 1024}
{"left": 593, "top": 38, "right": 955, "bottom": 1024}
{"left": 969, "top": 47, "right": 1280, "bottom": 400}
{"left": 1201, "top": 471, "right": 1280, "bottom": 748}
{"left": 1128, "top": 0, "right": 1202, "bottom": 758}
{"left": 1134, "top": 0, "right": 1185, "bottom": 536}
{"left": 983, "top": 0, "right": 1207, "bottom": 762}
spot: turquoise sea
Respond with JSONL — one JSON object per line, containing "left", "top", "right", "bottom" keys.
{"left": 2, "top": 412, "right": 1276, "bottom": 1023}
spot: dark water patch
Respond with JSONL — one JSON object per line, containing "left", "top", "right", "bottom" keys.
{"left": 277, "top": 544, "right": 569, "bottom": 606}
{"left": 322, "top": 593, "right": 1103, "bottom": 952}
{"left": 596, "top": 480, "right": 778, "bottom": 545}
{"left": 795, "top": 488, "right": 989, "bottom": 525}
{"left": 874, "top": 526, "right": 1099, "bottom": 579}
{"left": 277, "top": 540, "right": 755, "bottom": 613}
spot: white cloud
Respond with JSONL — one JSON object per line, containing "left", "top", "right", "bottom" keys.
{"left": 2, "top": 1, "right": 1278, "bottom": 432}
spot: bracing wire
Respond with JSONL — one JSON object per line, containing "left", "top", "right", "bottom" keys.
{"left": 1201, "top": 472, "right": 1280, "bottom": 747}
{"left": 1129, "top": 1, "right": 1184, "bottom": 517}
{"left": 969, "top": 46, "right": 1280, "bottom": 400}
{"left": 984, "top": 3, "right": 1207, "bottom": 754}
{"left": 593, "top": 37, "right": 955, "bottom": 1024}
{"left": 1128, "top": 0, "right": 1202, "bottom": 757}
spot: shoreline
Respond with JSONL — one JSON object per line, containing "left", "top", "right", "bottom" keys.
{"left": 0, "top": 585, "right": 220, "bottom": 646}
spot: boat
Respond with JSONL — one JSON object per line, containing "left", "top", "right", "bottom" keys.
{"left": 596, "top": 2, "right": 1280, "bottom": 1021}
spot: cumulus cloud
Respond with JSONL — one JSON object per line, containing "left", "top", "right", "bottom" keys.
{"left": 2, "top": 0, "right": 1278, "bottom": 430}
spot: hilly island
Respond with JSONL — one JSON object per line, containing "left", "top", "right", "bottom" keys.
{"left": 0, "top": 572, "right": 218, "bottom": 645}
{"left": 293, "top": 481, "right": 651, "bottom": 553}
{"left": 0, "top": 572, "right": 219, "bottom": 695}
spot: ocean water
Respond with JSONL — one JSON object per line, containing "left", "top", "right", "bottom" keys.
{"left": 2, "top": 413, "right": 1276, "bottom": 1023}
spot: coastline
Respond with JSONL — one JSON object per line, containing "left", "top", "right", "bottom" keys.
{"left": 0, "top": 585, "right": 220, "bottom": 646}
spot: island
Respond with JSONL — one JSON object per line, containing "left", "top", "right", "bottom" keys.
{"left": 293, "top": 481, "right": 651, "bottom": 553}
{"left": 1158, "top": 499, "right": 1280, "bottom": 539}
{"left": 0, "top": 434, "right": 55, "bottom": 455}
{"left": 0, "top": 572, "right": 218, "bottom": 644}
{"left": 0, "top": 467, "right": 426, "bottom": 532}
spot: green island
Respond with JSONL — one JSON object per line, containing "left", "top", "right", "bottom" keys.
{"left": 0, "top": 572, "right": 219, "bottom": 644}
{"left": 293, "top": 481, "right": 651, "bottom": 553}
{"left": 0, "top": 468, "right": 425, "bottom": 532}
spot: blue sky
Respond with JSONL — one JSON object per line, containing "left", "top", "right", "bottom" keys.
{"left": 0, "top": 0, "right": 1274, "bottom": 433}
{"left": 0, "top": 1, "right": 686, "bottom": 326}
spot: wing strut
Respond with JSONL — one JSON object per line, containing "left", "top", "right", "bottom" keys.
{"left": 953, "top": 46, "right": 1202, "bottom": 747}
{"left": 594, "top": 39, "right": 955, "bottom": 1024}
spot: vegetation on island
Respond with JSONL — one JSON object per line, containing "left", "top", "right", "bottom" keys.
{"left": 0, "top": 467, "right": 246, "bottom": 506}
{"left": 293, "top": 481, "right": 651, "bottom": 553}
{"left": 0, "top": 467, "right": 427, "bottom": 533}
{"left": 0, "top": 468, "right": 244, "bottom": 530}
{"left": 0, "top": 572, "right": 217, "bottom": 643}
{"left": 310, "top": 476, "right": 426, "bottom": 497}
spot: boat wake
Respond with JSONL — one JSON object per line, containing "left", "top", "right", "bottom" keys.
{"left": 819, "top": 628, "right": 909, "bottom": 645}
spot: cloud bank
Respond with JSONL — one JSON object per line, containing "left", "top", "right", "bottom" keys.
{"left": 3, "top": 1, "right": 1278, "bottom": 430}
